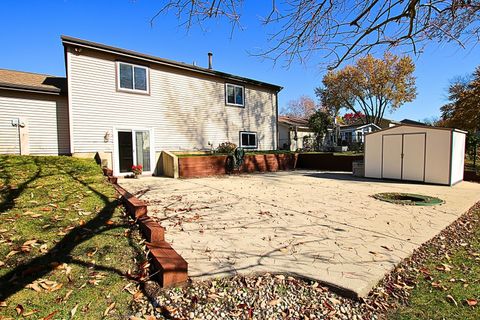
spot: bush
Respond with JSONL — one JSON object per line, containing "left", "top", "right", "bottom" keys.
{"left": 216, "top": 142, "right": 237, "bottom": 154}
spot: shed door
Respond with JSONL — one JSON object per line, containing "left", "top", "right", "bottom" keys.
{"left": 402, "top": 133, "right": 426, "bottom": 182}
{"left": 382, "top": 135, "right": 403, "bottom": 179}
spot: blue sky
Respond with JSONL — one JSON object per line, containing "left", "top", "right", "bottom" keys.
{"left": 1, "top": 0, "right": 479, "bottom": 121}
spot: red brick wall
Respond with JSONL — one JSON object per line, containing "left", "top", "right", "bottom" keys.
{"left": 178, "top": 154, "right": 297, "bottom": 178}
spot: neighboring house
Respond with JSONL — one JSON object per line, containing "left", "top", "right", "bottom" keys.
{"left": 278, "top": 116, "right": 315, "bottom": 151}
{"left": 389, "top": 119, "right": 426, "bottom": 127}
{"left": 338, "top": 123, "right": 381, "bottom": 144}
{"left": 0, "top": 69, "right": 70, "bottom": 155}
{"left": 0, "top": 36, "right": 282, "bottom": 176}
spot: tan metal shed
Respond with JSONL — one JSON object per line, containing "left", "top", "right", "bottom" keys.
{"left": 364, "top": 124, "right": 467, "bottom": 185}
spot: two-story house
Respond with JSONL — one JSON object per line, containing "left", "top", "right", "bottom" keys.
{"left": 0, "top": 36, "right": 282, "bottom": 176}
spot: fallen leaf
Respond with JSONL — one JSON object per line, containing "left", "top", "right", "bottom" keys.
{"left": 132, "top": 291, "right": 143, "bottom": 301}
{"left": 446, "top": 295, "right": 458, "bottom": 307}
{"left": 268, "top": 299, "right": 279, "bottom": 306}
{"left": 70, "top": 304, "right": 79, "bottom": 318}
{"left": 27, "top": 282, "right": 42, "bottom": 292}
{"left": 41, "top": 310, "right": 58, "bottom": 320}
{"left": 22, "top": 240, "right": 38, "bottom": 246}
{"left": 23, "top": 309, "right": 39, "bottom": 316}
{"left": 5, "top": 250, "right": 19, "bottom": 259}
{"left": 104, "top": 302, "right": 116, "bottom": 316}
{"left": 0, "top": 261, "right": 5, "bottom": 267}
{"left": 0, "top": 301, "right": 7, "bottom": 307}
{"left": 15, "top": 304, "right": 24, "bottom": 315}
{"left": 466, "top": 298, "right": 477, "bottom": 307}
{"left": 63, "top": 289, "right": 73, "bottom": 302}
{"left": 105, "top": 220, "right": 114, "bottom": 225}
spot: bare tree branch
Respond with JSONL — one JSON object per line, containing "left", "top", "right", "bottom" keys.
{"left": 151, "top": 0, "right": 480, "bottom": 69}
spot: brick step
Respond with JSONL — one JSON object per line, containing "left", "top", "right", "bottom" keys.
{"left": 138, "top": 215, "right": 164, "bottom": 243}
{"left": 147, "top": 241, "right": 188, "bottom": 287}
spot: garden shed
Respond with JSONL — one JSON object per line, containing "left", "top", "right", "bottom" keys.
{"left": 364, "top": 124, "right": 466, "bottom": 185}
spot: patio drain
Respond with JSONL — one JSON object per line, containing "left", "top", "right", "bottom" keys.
{"left": 372, "top": 192, "right": 444, "bottom": 206}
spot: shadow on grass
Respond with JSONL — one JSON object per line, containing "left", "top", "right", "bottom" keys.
{"left": 0, "top": 157, "right": 42, "bottom": 213}
{"left": 0, "top": 162, "right": 150, "bottom": 301}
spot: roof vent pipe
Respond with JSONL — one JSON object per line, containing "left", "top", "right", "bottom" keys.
{"left": 208, "top": 52, "right": 213, "bottom": 69}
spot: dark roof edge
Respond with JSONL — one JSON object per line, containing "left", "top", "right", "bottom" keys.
{"left": 0, "top": 82, "right": 63, "bottom": 95}
{"left": 61, "top": 35, "right": 283, "bottom": 92}
{"left": 365, "top": 123, "right": 468, "bottom": 136}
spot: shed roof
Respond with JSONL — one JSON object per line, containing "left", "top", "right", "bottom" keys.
{"left": 365, "top": 123, "right": 467, "bottom": 135}
{"left": 61, "top": 35, "right": 283, "bottom": 92}
{"left": 0, "top": 69, "right": 67, "bottom": 95}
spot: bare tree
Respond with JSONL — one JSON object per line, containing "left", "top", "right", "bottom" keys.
{"left": 281, "top": 95, "right": 318, "bottom": 118}
{"left": 151, "top": 0, "right": 480, "bottom": 69}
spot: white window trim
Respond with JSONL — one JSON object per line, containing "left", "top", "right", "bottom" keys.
{"left": 239, "top": 131, "right": 257, "bottom": 149}
{"left": 225, "top": 83, "right": 245, "bottom": 107}
{"left": 116, "top": 61, "right": 150, "bottom": 94}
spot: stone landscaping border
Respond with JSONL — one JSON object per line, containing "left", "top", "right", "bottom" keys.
{"left": 102, "top": 169, "right": 188, "bottom": 287}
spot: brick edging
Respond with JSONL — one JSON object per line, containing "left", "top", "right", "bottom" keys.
{"left": 104, "top": 171, "right": 188, "bottom": 287}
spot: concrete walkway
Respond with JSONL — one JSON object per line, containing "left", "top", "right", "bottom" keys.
{"left": 119, "top": 171, "right": 480, "bottom": 297}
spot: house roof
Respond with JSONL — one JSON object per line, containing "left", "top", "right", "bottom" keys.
{"left": 399, "top": 119, "right": 425, "bottom": 126}
{"left": 61, "top": 35, "right": 283, "bottom": 92}
{"left": 339, "top": 117, "right": 393, "bottom": 129}
{"left": 339, "top": 122, "right": 381, "bottom": 130}
{"left": 278, "top": 116, "right": 310, "bottom": 128}
{"left": 0, "top": 69, "right": 67, "bottom": 95}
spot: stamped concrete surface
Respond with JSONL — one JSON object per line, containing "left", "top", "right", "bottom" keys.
{"left": 118, "top": 171, "right": 480, "bottom": 297}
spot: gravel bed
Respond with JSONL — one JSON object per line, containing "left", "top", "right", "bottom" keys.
{"left": 131, "top": 202, "right": 480, "bottom": 320}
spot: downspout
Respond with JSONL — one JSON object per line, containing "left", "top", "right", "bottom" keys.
{"left": 275, "top": 92, "right": 279, "bottom": 150}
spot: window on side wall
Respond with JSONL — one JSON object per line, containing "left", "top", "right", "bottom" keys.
{"left": 117, "top": 62, "right": 149, "bottom": 93}
{"left": 225, "top": 83, "right": 245, "bottom": 107}
{"left": 240, "top": 131, "right": 257, "bottom": 149}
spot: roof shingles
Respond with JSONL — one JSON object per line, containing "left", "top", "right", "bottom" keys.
{"left": 0, "top": 69, "right": 67, "bottom": 94}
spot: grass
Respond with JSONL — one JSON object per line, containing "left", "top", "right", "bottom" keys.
{"left": 0, "top": 155, "right": 146, "bottom": 319}
{"left": 390, "top": 206, "right": 480, "bottom": 320}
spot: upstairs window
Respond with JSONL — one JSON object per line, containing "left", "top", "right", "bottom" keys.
{"left": 117, "top": 62, "right": 149, "bottom": 93}
{"left": 226, "top": 83, "right": 244, "bottom": 107}
{"left": 240, "top": 131, "right": 257, "bottom": 149}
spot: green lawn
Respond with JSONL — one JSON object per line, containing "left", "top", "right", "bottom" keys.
{"left": 390, "top": 206, "right": 480, "bottom": 320}
{"left": 0, "top": 155, "right": 146, "bottom": 319}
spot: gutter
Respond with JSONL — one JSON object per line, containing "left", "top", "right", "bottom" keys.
{"left": 0, "top": 83, "right": 63, "bottom": 95}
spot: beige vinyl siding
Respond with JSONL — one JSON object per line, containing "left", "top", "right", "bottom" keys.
{"left": 67, "top": 48, "right": 277, "bottom": 156}
{"left": 0, "top": 90, "right": 70, "bottom": 155}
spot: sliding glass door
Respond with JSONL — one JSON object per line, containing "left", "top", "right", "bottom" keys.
{"left": 135, "top": 131, "right": 151, "bottom": 172}
{"left": 116, "top": 129, "right": 153, "bottom": 174}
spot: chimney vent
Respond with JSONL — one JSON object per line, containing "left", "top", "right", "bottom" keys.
{"left": 208, "top": 52, "right": 213, "bottom": 69}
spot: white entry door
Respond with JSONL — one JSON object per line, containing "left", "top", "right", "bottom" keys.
{"left": 402, "top": 133, "right": 426, "bottom": 182}
{"left": 382, "top": 134, "right": 403, "bottom": 180}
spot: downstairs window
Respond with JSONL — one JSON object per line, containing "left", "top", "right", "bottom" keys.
{"left": 240, "top": 131, "right": 257, "bottom": 149}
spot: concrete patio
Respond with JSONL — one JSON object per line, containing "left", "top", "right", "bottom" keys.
{"left": 118, "top": 171, "right": 480, "bottom": 297}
